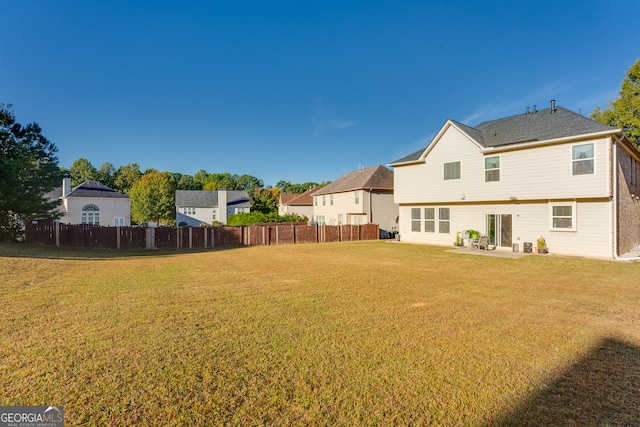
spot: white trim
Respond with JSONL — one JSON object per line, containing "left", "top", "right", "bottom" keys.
{"left": 549, "top": 201, "right": 577, "bottom": 232}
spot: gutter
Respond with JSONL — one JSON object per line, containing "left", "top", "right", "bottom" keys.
{"left": 481, "top": 129, "right": 624, "bottom": 154}
{"left": 612, "top": 135, "right": 640, "bottom": 261}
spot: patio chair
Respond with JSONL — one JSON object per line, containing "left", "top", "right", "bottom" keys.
{"left": 469, "top": 237, "right": 480, "bottom": 250}
{"left": 478, "top": 235, "right": 495, "bottom": 250}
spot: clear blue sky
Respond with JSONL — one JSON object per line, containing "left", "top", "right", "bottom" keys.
{"left": 3, "top": 1, "right": 639, "bottom": 187}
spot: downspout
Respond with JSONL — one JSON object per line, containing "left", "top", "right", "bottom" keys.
{"left": 612, "top": 135, "right": 640, "bottom": 261}
{"left": 369, "top": 188, "right": 373, "bottom": 223}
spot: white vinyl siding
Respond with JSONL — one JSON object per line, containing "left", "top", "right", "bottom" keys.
{"left": 393, "top": 126, "right": 611, "bottom": 204}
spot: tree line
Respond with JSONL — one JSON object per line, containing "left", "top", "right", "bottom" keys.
{"left": 3, "top": 58, "right": 639, "bottom": 239}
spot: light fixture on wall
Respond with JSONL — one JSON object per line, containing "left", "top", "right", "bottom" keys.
{"left": 460, "top": 194, "right": 465, "bottom": 200}
{"left": 509, "top": 196, "right": 517, "bottom": 200}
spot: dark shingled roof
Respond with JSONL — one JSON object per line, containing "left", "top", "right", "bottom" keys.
{"left": 175, "top": 190, "right": 249, "bottom": 207}
{"left": 65, "top": 180, "right": 129, "bottom": 199}
{"left": 390, "top": 106, "right": 617, "bottom": 164}
{"left": 313, "top": 165, "right": 393, "bottom": 196}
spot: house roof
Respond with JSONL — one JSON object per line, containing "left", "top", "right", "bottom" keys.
{"left": 61, "top": 180, "right": 129, "bottom": 199}
{"left": 175, "top": 190, "right": 250, "bottom": 208}
{"left": 390, "top": 105, "right": 618, "bottom": 164}
{"left": 313, "top": 165, "right": 394, "bottom": 196}
{"left": 281, "top": 187, "right": 321, "bottom": 206}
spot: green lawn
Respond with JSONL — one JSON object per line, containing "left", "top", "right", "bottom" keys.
{"left": 1, "top": 242, "right": 639, "bottom": 426}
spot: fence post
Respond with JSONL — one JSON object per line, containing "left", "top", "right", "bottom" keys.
{"left": 146, "top": 227, "right": 155, "bottom": 249}
{"left": 189, "top": 227, "right": 193, "bottom": 249}
{"left": 55, "top": 221, "right": 60, "bottom": 247}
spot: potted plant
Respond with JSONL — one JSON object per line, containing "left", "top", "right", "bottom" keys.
{"left": 537, "top": 236, "right": 548, "bottom": 254}
{"left": 454, "top": 232, "right": 463, "bottom": 246}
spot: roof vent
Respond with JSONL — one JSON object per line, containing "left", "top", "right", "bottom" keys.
{"left": 526, "top": 106, "right": 530, "bottom": 115}
{"left": 551, "top": 99, "right": 557, "bottom": 113}
{"left": 532, "top": 105, "right": 537, "bottom": 114}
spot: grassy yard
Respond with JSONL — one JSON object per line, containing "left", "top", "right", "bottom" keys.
{"left": 1, "top": 241, "right": 639, "bottom": 426}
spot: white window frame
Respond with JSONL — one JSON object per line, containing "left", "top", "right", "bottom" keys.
{"left": 424, "top": 207, "right": 435, "bottom": 233}
{"left": 316, "top": 215, "right": 325, "bottom": 226}
{"left": 411, "top": 208, "right": 421, "bottom": 232}
{"left": 330, "top": 194, "right": 334, "bottom": 205}
{"left": 81, "top": 204, "right": 100, "bottom": 225}
{"left": 438, "top": 207, "right": 450, "bottom": 234}
{"left": 355, "top": 191, "right": 360, "bottom": 204}
{"left": 184, "top": 207, "right": 196, "bottom": 215}
{"left": 549, "top": 202, "right": 577, "bottom": 231}
{"left": 572, "top": 143, "right": 594, "bottom": 175}
{"left": 113, "top": 217, "right": 125, "bottom": 226}
{"left": 444, "top": 161, "right": 461, "bottom": 180}
{"left": 485, "top": 156, "right": 500, "bottom": 182}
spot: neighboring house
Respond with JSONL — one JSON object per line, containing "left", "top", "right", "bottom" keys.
{"left": 278, "top": 187, "right": 320, "bottom": 219}
{"left": 175, "top": 189, "right": 250, "bottom": 226}
{"left": 389, "top": 101, "right": 640, "bottom": 259}
{"left": 49, "top": 177, "right": 131, "bottom": 226}
{"left": 311, "top": 165, "right": 399, "bottom": 231}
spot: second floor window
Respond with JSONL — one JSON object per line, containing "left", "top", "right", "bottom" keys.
{"left": 355, "top": 191, "right": 360, "bottom": 204}
{"left": 184, "top": 207, "right": 196, "bottom": 215}
{"left": 444, "top": 161, "right": 461, "bottom": 180}
{"left": 572, "top": 143, "right": 594, "bottom": 175}
{"left": 485, "top": 156, "right": 500, "bottom": 182}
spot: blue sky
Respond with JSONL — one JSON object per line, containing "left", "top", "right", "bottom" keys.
{"left": 3, "top": 1, "right": 639, "bottom": 187}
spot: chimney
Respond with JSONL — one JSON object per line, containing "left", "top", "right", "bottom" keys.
{"left": 62, "top": 177, "right": 72, "bottom": 196}
{"left": 551, "top": 99, "right": 556, "bottom": 113}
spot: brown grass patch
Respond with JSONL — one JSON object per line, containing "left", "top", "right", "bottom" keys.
{"left": 1, "top": 242, "right": 639, "bottom": 425}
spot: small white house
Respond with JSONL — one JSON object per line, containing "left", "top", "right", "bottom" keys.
{"left": 312, "top": 165, "right": 398, "bottom": 232}
{"left": 175, "top": 189, "right": 250, "bottom": 226}
{"left": 389, "top": 102, "right": 640, "bottom": 258}
{"left": 52, "top": 177, "right": 131, "bottom": 226}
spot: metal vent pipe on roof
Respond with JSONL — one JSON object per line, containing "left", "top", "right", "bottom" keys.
{"left": 551, "top": 99, "right": 556, "bottom": 113}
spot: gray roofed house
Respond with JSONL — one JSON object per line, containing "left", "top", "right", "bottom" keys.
{"left": 49, "top": 178, "right": 131, "bottom": 226}
{"left": 389, "top": 101, "right": 640, "bottom": 259}
{"left": 175, "top": 189, "right": 250, "bottom": 226}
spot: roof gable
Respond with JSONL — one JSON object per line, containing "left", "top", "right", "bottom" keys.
{"left": 175, "top": 190, "right": 249, "bottom": 207}
{"left": 65, "top": 180, "right": 129, "bottom": 199}
{"left": 313, "top": 165, "right": 393, "bottom": 195}
{"left": 390, "top": 104, "right": 619, "bottom": 165}
{"left": 281, "top": 187, "right": 321, "bottom": 206}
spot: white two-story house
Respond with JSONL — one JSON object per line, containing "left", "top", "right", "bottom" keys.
{"left": 389, "top": 101, "right": 640, "bottom": 258}
{"left": 175, "top": 189, "right": 250, "bottom": 226}
{"left": 312, "top": 165, "right": 399, "bottom": 232}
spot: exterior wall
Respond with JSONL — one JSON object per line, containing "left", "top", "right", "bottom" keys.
{"left": 60, "top": 197, "right": 131, "bottom": 226}
{"left": 398, "top": 201, "right": 613, "bottom": 258}
{"left": 313, "top": 190, "right": 364, "bottom": 225}
{"left": 616, "top": 143, "right": 640, "bottom": 255}
{"left": 279, "top": 204, "right": 314, "bottom": 220}
{"left": 394, "top": 126, "right": 612, "bottom": 205}
{"left": 177, "top": 207, "right": 216, "bottom": 226}
{"left": 369, "top": 192, "right": 399, "bottom": 232}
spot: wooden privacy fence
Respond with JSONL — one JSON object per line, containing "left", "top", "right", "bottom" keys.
{"left": 25, "top": 221, "right": 379, "bottom": 250}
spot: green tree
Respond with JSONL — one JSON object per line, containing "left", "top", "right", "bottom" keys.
{"left": 70, "top": 158, "right": 97, "bottom": 186}
{"left": 592, "top": 58, "right": 640, "bottom": 145}
{"left": 175, "top": 173, "right": 201, "bottom": 190}
{"left": 96, "top": 162, "right": 116, "bottom": 189}
{"left": 227, "top": 211, "right": 307, "bottom": 226}
{"left": 129, "top": 171, "right": 176, "bottom": 226}
{"left": 251, "top": 187, "right": 280, "bottom": 214}
{"left": 0, "top": 104, "right": 62, "bottom": 240}
{"left": 276, "top": 180, "right": 326, "bottom": 194}
{"left": 114, "top": 163, "right": 142, "bottom": 194}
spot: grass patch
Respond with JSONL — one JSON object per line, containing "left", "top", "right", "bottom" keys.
{"left": 1, "top": 242, "right": 639, "bottom": 425}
